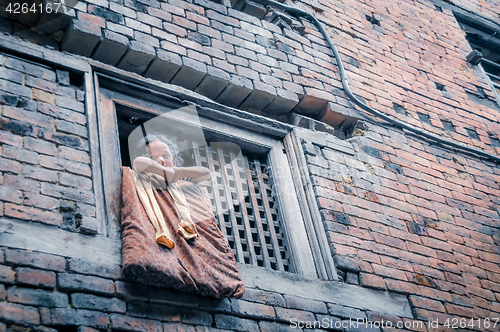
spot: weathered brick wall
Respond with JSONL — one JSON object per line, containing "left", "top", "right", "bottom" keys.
{"left": 304, "top": 123, "right": 500, "bottom": 323}
{"left": 450, "top": 0, "right": 500, "bottom": 23}
{"left": 4, "top": 0, "right": 500, "bottom": 153}
{"left": 1, "top": 0, "right": 500, "bottom": 330}
{"left": 0, "top": 53, "right": 98, "bottom": 234}
{"left": 0, "top": 248, "right": 423, "bottom": 331}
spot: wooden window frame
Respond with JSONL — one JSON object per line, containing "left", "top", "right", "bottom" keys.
{"left": 91, "top": 71, "right": 336, "bottom": 280}
{"left": 456, "top": 16, "right": 500, "bottom": 105}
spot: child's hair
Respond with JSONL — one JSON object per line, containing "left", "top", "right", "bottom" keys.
{"left": 134, "top": 134, "right": 184, "bottom": 166}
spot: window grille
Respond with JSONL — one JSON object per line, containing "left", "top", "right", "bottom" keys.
{"left": 191, "top": 142, "right": 292, "bottom": 272}
{"left": 457, "top": 19, "right": 500, "bottom": 103}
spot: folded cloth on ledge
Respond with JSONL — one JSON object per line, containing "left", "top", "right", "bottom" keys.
{"left": 121, "top": 166, "right": 245, "bottom": 298}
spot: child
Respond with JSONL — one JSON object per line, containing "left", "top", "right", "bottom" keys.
{"left": 132, "top": 134, "right": 211, "bottom": 249}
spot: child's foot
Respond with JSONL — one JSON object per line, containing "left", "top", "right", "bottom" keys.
{"left": 156, "top": 235, "right": 175, "bottom": 249}
{"left": 178, "top": 222, "right": 198, "bottom": 239}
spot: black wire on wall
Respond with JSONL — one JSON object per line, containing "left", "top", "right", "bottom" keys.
{"left": 251, "top": 0, "right": 500, "bottom": 164}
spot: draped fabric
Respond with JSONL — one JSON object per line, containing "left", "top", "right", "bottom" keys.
{"left": 120, "top": 167, "right": 245, "bottom": 298}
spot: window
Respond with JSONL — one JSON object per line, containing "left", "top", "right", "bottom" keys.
{"left": 93, "top": 72, "right": 336, "bottom": 280}
{"left": 457, "top": 17, "right": 500, "bottom": 102}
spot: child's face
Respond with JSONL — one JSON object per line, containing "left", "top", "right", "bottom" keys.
{"left": 147, "top": 140, "right": 174, "bottom": 167}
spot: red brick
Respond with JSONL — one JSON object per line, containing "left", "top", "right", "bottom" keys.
{"left": 0, "top": 302, "right": 40, "bottom": 325}
{"left": 364, "top": 241, "right": 400, "bottom": 258}
{"left": 78, "top": 12, "right": 106, "bottom": 28}
{"left": 348, "top": 227, "right": 373, "bottom": 241}
{"left": 58, "top": 146, "right": 91, "bottom": 164}
{"left": 17, "top": 267, "right": 56, "bottom": 288}
{"left": 5, "top": 249, "right": 66, "bottom": 271}
{"left": 357, "top": 250, "right": 381, "bottom": 264}
{"left": 444, "top": 304, "right": 476, "bottom": 318}
{"left": 472, "top": 257, "right": 500, "bottom": 274}
{"left": 4, "top": 203, "right": 63, "bottom": 227}
{"left": 466, "top": 284, "right": 495, "bottom": 301}
{"left": 380, "top": 256, "right": 414, "bottom": 272}
{"left": 58, "top": 273, "right": 115, "bottom": 295}
{"left": 359, "top": 273, "right": 386, "bottom": 290}
{"left": 110, "top": 313, "right": 162, "bottom": 332}
{"left": 407, "top": 242, "right": 437, "bottom": 258}
{"left": 399, "top": 251, "right": 431, "bottom": 266}
{"left": 0, "top": 156, "right": 21, "bottom": 173}
{"left": 477, "top": 250, "right": 500, "bottom": 264}
{"left": 51, "top": 308, "right": 110, "bottom": 329}
{"left": 0, "top": 265, "right": 16, "bottom": 284}
{"left": 417, "top": 286, "right": 453, "bottom": 303}
{"left": 372, "top": 264, "right": 408, "bottom": 280}
{"left": 409, "top": 296, "right": 446, "bottom": 313}
{"left": 385, "top": 279, "right": 420, "bottom": 295}
{"left": 7, "top": 286, "right": 69, "bottom": 308}
{"left": 374, "top": 232, "right": 406, "bottom": 248}
{"left": 413, "top": 308, "right": 457, "bottom": 324}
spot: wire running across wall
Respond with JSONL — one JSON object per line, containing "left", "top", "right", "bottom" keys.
{"left": 249, "top": 0, "right": 500, "bottom": 164}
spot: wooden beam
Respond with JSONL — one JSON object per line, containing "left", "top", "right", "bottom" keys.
{"left": 0, "top": 217, "right": 121, "bottom": 265}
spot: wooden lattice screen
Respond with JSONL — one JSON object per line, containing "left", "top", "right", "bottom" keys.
{"left": 191, "top": 142, "right": 292, "bottom": 272}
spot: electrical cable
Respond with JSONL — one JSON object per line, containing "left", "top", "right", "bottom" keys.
{"left": 251, "top": 0, "right": 500, "bottom": 164}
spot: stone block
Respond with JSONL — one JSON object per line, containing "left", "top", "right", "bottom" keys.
{"left": 293, "top": 88, "right": 334, "bottom": 116}
{"left": 71, "top": 293, "right": 126, "bottom": 313}
{"left": 216, "top": 75, "right": 253, "bottom": 108}
{"left": 110, "top": 314, "right": 162, "bottom": 332}
{"left": 345, "top": 271, "right": 359, "bottom": 285}
{"left": 242, "top": 1, "right": 266, "bottom": 19}
{"left": 56, "top": 69, "right": 70, "bottom": 86}
{"left": 0, "top": 266, "right": 15, "bottom": 284}
{"left": 117, "top": 41, "right": 155, "bottom": 75}
{"left": 283, "top": 294, "right": 327, "bottom": 313}
{"left": 69, "top": 258, "right": 121, "bottom": 279}
{"left": 0, "top": 302, "right": 40, "bottom": 325}
{"left": 57, "top": 273, "right": 115, "bottom": 295}
{"left": 214, "top": 314, "right": 259, "bottom": 332}
{"left": 7, "top": 287, "right": 69, "bottom": 308}
{"left": 144, "top": 49, "right": 182, "bottom": 83}
{"left": 241, "top": 288, "right": 286, "bottom": 307}
{"left": 17, "top": 267, "right": 56, "bottom": 288}
{"left": 327, "top": 303, "right": 367, "bottom": 320}
{"left": 92, "top": 30, "right": 129, "bottom": 66}
{"left": 319, "top": 101, "right": 366, "bottom": 127}
{"left": 195, "top": 66, "right": 230, "bottom": 100}
{"left": 79, "top": 216, "right": 98, "bottom": 235}
{"left": 263, "top": 88, "right": 298, "bottom": 115}
{"left": 61, "top": 19, "right": 101, "bottom": 57}
{"left": 50, "top": 308, "right": 109, "bottom": 329}
{"left": 170, "top": 57, "right": 207, "bottom": 90}
{"left": 239, "top": 81, "right": 276, "bottom": 113}
{"left": 230, "top": 299, "right": 275, "bottom": 319}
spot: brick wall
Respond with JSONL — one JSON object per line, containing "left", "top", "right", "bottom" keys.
{"left": 4, "top": 0, "right": 500, "bottom": 152}
{"left": 1, "top": 0, "right": 500, "bottom": 330}
{"left": 0, "top": 247, "right": 426, "bottom": 331}
{"left": 0, "top": 54, "right": 98, "bottom": 234}
{"left": 301, "top": 124, "right": 500, "bottom": 324}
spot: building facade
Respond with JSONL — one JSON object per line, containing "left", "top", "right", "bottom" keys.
{"left": 0, "top": 0, "right": 499, "bottom": 330}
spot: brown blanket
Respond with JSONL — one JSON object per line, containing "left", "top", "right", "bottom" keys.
{"left": 121, "top": 167, "right": 245, "bottom": 298}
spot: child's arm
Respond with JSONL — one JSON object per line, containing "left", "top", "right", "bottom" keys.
{"left": 172, "top": 166, "right": 211, "bottom": 183}
{"left": 133, "top": 157, "right": 210, "bottom": 183}
{"left": 133, "top": 156, "right": 176, "bottom": 183}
